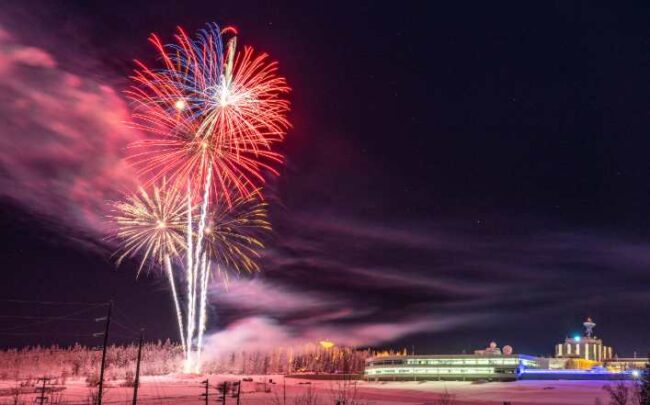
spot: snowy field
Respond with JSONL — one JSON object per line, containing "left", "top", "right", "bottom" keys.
{"left": 0, "top": 374, "right": 628, "bottom": 404}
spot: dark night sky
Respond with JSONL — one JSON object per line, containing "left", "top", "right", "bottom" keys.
{"left": 0, "top": 1, "right": 649, "bottom": 357}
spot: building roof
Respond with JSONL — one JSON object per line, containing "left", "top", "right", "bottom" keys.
{"left": 366, "top": 354, "right": 539, "bottom": 362}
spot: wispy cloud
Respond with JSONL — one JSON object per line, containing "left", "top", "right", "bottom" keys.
{"left": 0, "top": 25, "right": 141, "bottom": 238}
{"left": 207, "top": 210, "right": 650, "bottom": 353}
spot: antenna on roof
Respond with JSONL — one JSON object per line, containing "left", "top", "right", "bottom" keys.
{"left": 583, "top": 317, "right": 596, "bottom": 338}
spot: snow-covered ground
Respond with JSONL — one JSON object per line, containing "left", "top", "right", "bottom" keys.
{"left": 0, "top": 374, "right": 629, "bottom": 404}
{"left": 360, "top": 379, "right": 620, "bottom": 404}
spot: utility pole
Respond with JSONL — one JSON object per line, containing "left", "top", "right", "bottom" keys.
{"left": 200, "top": 379, "right": 209, "bottom": 405}
{"left": 222, "top": 382, "right": 228, "bottom": 405}
{"left": 95, "top": 301, "right": 112, "bottom": 405}
{"left": 36, "top": 377, "right": 50, "bottom": 405}
{"left": 132, "top": 329, "right": 144, "bottom": 405}
{"left": 216, "top": 381, "right": 228, "bottom": 405}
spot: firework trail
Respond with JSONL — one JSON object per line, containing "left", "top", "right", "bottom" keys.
{"left": 195, "top": 193, "right": 271, "bottom": 366}
{"left": 111, "top": 184, "right": 189, "bottom": 351}
{"left": 186, "top": 169, "right": 212, "bottom": 370}
{"left": 196, "top": 254, "right": 209, "bottom": 368}
{"left": 116, "top": 22, "right": 290, "bottom": 372}
{"left": 163, "top": 254, "right": 185, "bottom": 351}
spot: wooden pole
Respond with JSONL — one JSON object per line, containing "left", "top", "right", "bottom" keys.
{"left": 201, "top": 379, "right": 209, "bottom": 405}
{"left": 97, "top": 301, "right": 112, "bottom": 405}
{"left": 37, "top": 377, "right": 49, "bottom": 405}
{"left": 132, "top": 329, "right": 144, "bottom": 405}
{"left": 222, "top": 381, "right": 227, "bottom": 405}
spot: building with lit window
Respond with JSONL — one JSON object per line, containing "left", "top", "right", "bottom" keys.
{"left": 554, "top": 318, "right": 613, "bottom": 363}
{"left": 604, "top": 358, "right": 648, "bottom": 372}
{"left": 364, "top": 350, "right": 540, "bottom": 382}
{"left": 364, "top": 317, "right": 644, "bottom": 382}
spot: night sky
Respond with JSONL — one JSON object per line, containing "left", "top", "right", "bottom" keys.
{"left": 0, "top": 2, "right": 649, "bottom": 358}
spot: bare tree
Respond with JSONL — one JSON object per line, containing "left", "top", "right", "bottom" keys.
{"left": 86, "top": 387, "right": 100, "bottom": 405}
{"left": 49, "top": 392, "right": 64, "bottom": 405}
{"left": 295, "top": 385, "right": 320, "bottom": 405}
{"left": 639, "top": 352, "right": 650, "bottom": 405}
{"left": 9, "top": 384, "right": 24, "bottom": 405}
{"left": 434, "top": 388, "right": 457, "bottom": 405}
{"left": 86, "top": 385, "right": 109, "bottom": 405}
{"left": 329, "top": 378, "right": 360, "bottom": 405}
{"left": 603, "top": 382, "right": 631, "bottom": 405}
{"left": 271, "top": 384, "right": 321, "bottom": 405}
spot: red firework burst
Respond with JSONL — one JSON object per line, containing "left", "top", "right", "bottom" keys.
{"left": 126, "top": 24, "right": 291, "bottom": 202}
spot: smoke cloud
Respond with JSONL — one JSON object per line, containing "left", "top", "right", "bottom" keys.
{"left": 0, "top": 26, "right": 141, "bottom": 237}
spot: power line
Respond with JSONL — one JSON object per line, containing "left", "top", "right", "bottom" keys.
{"left": 111, "top": 318, "right": 140, "bottom": 335}
{"left": 0, "top": 299, "right": 106, "bottom": 306}
{"left": 108, "top": 332, "right": 141, "bottom": 340}
{"left": 1, "top": 299, "right": 142, "bottom": 332}
{"left": 112, "top": 304, "right": 141, "bottom": 331}
{"left": 0, "top": 332, "right": 141, "bottom": 340}
{"left": 0, "top": 315, "right": 94, "bottom": 321}
{"left": 111, "top": 310, "right": 141, "bottom": 335}
{"left": 0, "top": 332, "right": 96, "bottom": 337}
{"left": 0, "top": 305, "right": 102, "bottom": 332}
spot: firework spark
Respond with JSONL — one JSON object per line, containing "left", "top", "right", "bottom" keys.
{"left": 111, "top": 184, "right": 189, "bottom": 351}
{"left": 194, "top": 193, "right": 270, "bottom": 366}
{"left": 114, "top": 22, "right": 290, "bottom": 373}
{"left": 126, "top": 23, "right": 291, "bottom": 203}
{"left": 111, "top": 184, "right": 187, "bottom": 271}
{"left": 204, "top": 193, "right": 271, "bottom": 274}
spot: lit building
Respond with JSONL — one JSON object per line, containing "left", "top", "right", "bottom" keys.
{"left": 365, "top": 342, "right": 540, "bottom": 382}
{"left": 554, "top": 318, "right": 613, "bottom": 362}
{"left": 364, "top": 317, "right": 644, "bottom": 382}
{"left": 604, "top": 358, "right": 648, "bottom": 372}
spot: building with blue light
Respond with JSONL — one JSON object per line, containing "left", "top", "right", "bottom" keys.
{"left": 364, "top": 352, "right": 539, "bottom": 382}
{"left": 364, "top": 317, "right": 644, "bottom": 382}
{"left": 554, "top": 317, "right": 613, "bottom": 362}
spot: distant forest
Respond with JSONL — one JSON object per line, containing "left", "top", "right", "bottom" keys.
{"left": 0, "top": 341, "right": 405, "bottom": 381}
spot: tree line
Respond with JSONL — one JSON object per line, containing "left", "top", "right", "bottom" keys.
{"left": 0, "top": 341, "right": 406, "bottom": 381}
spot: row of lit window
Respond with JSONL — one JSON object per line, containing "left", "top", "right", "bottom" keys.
{"left": 370, "top": 360, "right": 403, "bottom": 366}
{"left": 404, "top": 358, "right": 526, "bottom": 366}
{"left": 556, "top": 344, "right": 611, "bottom": 360}
{"left": 366, "top": 367, "right": 496, "bottom": 375}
